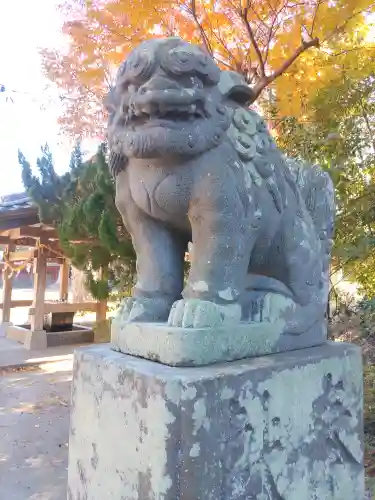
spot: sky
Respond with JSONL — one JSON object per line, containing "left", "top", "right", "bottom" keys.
{"left": 0, "top": 0, "right": 74, "bottom": 197}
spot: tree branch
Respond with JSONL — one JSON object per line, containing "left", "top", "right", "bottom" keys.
{"left": 251, "top": 37, "right": 319, "bottom": 100}
{"left": 154, "top": 8, "right": 175, "bottom": 37}
{"left": 211, "top": 29, "right": 240, "bottom": 69}
{"left": 187, "top": 0, "right": 213, "bottom": 56}
{"left": 240, "top": 6, "right": 266, "bottom": 78}
{"left": 271, "top": 37, "right": 320, "bottom": 79}
{"left": 263, "top": 3, "right": 286, "bottom": 64}
{"left": 321, "top": 46, "right": 375, "bottom": 58}
{"left": 323, "top": 3, "right": 375, "bottom": 44}
{"left": 214, "top": 56, "right": 237, "bottom": 71}
{"left": 247, "top": 2, "right": 270, "bottom": 29}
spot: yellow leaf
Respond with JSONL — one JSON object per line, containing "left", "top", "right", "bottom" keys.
{"left": 40, "top": 0, "right": 375, "bottom": 136}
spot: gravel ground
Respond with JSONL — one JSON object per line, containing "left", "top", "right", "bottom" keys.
{"left": 0, "top": 362, "right": 72, "bottom": 500}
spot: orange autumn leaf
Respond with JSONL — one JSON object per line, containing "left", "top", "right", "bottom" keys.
{"left": 41, "top": 0, "right": 375, "bottom": 137}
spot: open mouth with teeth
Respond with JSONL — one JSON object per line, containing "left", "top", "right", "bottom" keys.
{"left": 125, "top": 89, "right": 207, "bottom": 128}
{"left": 116, "top": 89, "right": 229, "bottom": 157}
{"left": 128, "top": 102, "right": 206, "bottom": 127}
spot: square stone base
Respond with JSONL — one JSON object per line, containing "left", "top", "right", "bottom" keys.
{"left": 111, "top": 320, "right": 326, "bottom": 366}
{"left": 67, "top": 342, "right": 364, "bottom": 500}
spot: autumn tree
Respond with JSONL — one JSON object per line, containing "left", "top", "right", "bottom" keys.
{"left": 277, "top": 71, "right": 375, "bottom": 296}
{"left": 41, "top": 0, "right": 375, "bottom": 138}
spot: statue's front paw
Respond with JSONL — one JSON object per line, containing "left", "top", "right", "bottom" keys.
{"left": 113, "top": 296, "right": 172, "bottom": 323}
{"left": 112, "top": 297, "right": 136, "bottom": 323}
{"left": 168, "top": 299, "right": 241, "bottom": 328}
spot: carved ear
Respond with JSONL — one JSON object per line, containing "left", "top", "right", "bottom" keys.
{"left": 218, "top": 71, "right": 255, "bottom": 105}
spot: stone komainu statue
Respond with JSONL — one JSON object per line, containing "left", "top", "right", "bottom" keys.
{"left": 106, "top": 37, "right": 335, "bottom": 334}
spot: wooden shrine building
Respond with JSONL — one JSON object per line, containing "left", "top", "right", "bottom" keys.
{"left": 0, "top": 193, "right": 107, "bottom": 349}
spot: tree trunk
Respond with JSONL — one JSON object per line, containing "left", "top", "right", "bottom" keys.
{"left": 71, "top": 267, "right": 92, "bottom": 302}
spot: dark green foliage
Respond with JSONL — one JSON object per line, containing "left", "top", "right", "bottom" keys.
{"left": 19, "top": 142, "right": 136, "bottom": 300}
{"left": 355, "top": 297, "right": 375, "bottom": 339}
{"left": 275, "top": 73, "right": 375, "bottom": 296}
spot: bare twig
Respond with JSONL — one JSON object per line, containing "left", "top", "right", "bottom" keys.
{"left": 211, "top": 29, "right": 240, "bottom": 68}
{"left": 247, "top": 2, "right": 269, "bottom": 28}
{"left": 263, "top": 1, "right": 288, "bottom": 64}
{"left": 263, "top": 0, "right": 278, "bottom": 16}
{"left": 251, "top": 37, "right": 320, "bottom": 100}
{"left": 187, "top": 0, "right": 213, "bottom": 55}
{"left": 323, "top": 3, "right": 375, "bottom": 44}
{"left": 263, "top": 19, "right": 278, "bottom": 64}
{"left": 214, "top": 56, "right": 237, "bottom": 70}
{"left": 154, "top": 8, "right": 175, "bottom": 36}
{"left": 241, "top": 6, "right": 266, "bottom": 78}
{"left": 201, "top": 1, "right": 214, "bottom": 41}
{"left": 270, "top": 38, "right": 320, "bottom": 78}
{"left": 321, "top": 46, "right": 375, "bottom": 58}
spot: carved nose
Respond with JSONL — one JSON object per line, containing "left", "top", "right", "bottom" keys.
{"left": 138, "top": 75, "right": 181, "bottom": 94}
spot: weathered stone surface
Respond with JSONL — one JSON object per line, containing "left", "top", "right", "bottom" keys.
{"left": 111, "top": 318, "right": 326, "bottom": 366}
{"left": 67, "top": 342, "right": 364, "bottom": 499}
{"left": 106, "top": 37, "right": 335, "bottom": 338}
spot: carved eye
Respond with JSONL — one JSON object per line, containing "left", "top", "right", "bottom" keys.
{"left": 190, "top": 76, "right": 203, "bottom": 89}
{"left": 161, "top": 47, "right": 220, "bottom": 85}
{"left": 162, "top": 47, "right": 196, "bottom": 75}
{"left": 118, "top": 49, "right": 155, "bottom": 86}
{"left": 196, "top": 54, "right": 220, "bottom": 84}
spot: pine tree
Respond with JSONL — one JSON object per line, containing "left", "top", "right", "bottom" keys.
{"left": 19, "top": 142, "right": 136, "bottom": 301}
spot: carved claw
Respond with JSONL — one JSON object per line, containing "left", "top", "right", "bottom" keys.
{"left": 112, "top": 297, "right": 136, "bottom": 323}
{"left": 113, "top": 296, "right": 172, "bottom": 323}
{"left": 168, "top": 299, "right": 241, "bottom": 328}
{"left": 109, "top": 150, "right": 128, "bottom": 177}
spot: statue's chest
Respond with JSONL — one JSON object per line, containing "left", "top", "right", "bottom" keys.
{"left": 127, "top": 162, "right": 192, "bottom": 224}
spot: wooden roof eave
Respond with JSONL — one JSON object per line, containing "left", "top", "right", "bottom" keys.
{"left": 0, "top": 206, "right": 39, "bottom": 232}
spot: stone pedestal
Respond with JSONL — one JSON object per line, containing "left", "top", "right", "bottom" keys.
{"left": 67, "top": 342, "right": 364, "bottom": 500}
{"left": 111, "top": 319, "right": 326, "bottom": 366}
